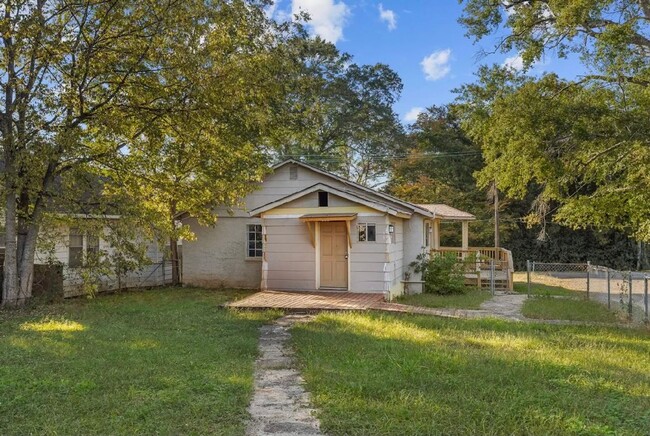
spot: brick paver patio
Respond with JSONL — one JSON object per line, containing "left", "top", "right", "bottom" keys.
{"left": 226, "top": 290, "right": 527, "bottom": 321}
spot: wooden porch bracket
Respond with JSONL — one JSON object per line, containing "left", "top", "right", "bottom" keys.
{"left": 300, "top": 213, "right": 357, "bottom": 249}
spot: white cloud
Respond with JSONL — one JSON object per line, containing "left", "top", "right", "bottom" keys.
{"left": 292, "top": 0, "right": 351, "bottom": 44}
{"left": 420, "top": 49, "right": 452, "bottom": 81}
{"left": 503, "top": 54, "right": 524, "bottom": 71}
{"left": 378, "top": 4, "right": 397, "bottom": 30}
{"left": 404, "top": 107, "right": 424, "bottom": 123}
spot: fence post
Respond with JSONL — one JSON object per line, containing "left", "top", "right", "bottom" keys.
{"left": 526, "top": 260, "right": 531, "bottom": 298}
{"left": 586, "top": 261, "right": 591, "bottom": 300}
{"left": 490, "top": 259, "right": 495, "bottom": 296}
{"left": 606, "top": 269, "right": 611, "bottom": 310}
{"left": 643, "top": 276, "right": 650, "bottom": 322}
{"left": 628, "top": 272, "right": 633, "bottom": 319}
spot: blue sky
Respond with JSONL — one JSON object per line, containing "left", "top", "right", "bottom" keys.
{"left": 268, "top": 0, "right": 586, "bottom": 123}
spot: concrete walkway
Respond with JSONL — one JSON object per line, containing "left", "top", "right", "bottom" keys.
{"left": 246, "top": 315, "right": 324, "bottom": 436}
{"left": 372, "top": 292, "right": 526, "bottom": 321}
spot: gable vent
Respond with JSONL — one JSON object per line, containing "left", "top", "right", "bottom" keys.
{"left": 289, "top": 165, "right": 298, "bottom": 180}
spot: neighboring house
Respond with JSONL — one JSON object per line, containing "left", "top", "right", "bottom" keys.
{"left": 181, "top": 160, "right": 513, "bottom": 299}
{"left": 0, "top": 221, "right": 172, "bottom": 298}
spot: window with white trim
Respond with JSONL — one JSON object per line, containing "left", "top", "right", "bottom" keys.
{"left": 247, "top": 224, "right": 263, "bottom": 258}
{"left": 424, "top": 222, "right": 432, "bottom": 248}
{"left": 358, "top": 223, "right": 376, "bottom": 242}
{"left": 69, "top": 228, "right": 100, "bottom": 268}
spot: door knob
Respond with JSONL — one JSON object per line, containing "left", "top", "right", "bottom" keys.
{"left": 345, "top": 255, "right": 349, "bottom": 259}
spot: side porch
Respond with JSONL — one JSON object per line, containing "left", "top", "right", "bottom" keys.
{"left": 418, "top": 204, "right": 514, "bottom": 292}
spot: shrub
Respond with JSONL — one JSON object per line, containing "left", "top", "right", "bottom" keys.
{"left": 410, "top": 252, "right": 468, "bottom": 294}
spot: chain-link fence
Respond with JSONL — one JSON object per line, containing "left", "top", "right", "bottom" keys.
{"left": 526, "top": 261, "right": 649, "bottom": 322}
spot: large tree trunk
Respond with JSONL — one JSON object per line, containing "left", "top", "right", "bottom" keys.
{"left": 170, "top": 236, "right": 180, "bottom": 286}
{"left": 17, "top": 222, "right": 40, "bottom": 301}
{"left": 2, "top": 188, "right": 20, "bottom": 306}
{"left": 169, "top": 202, "right": 180, "bottom": 286}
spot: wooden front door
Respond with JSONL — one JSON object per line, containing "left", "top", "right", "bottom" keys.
{"left": 320, "top": 221, "right": 348, "bottom": 289}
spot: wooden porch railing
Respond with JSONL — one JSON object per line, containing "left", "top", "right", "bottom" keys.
{"left": 432, "top": 247, "right": 514, "bottom": 291}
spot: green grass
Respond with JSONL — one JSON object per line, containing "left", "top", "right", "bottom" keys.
{"left": 395, "top": 289, "right": 492, "bottom": 309}
{"left": 292, "top": 312, "right": 650, "bottom": 436}
{"left": 522, "top": 297, "right": 619, "bottom": 323}
{"left": 514, "top": 281, "right": 583, "bottom": 297}
{"left": 0, "top": 287, "right": 279, "bottom": 436}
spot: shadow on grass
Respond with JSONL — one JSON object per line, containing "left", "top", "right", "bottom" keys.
{"left": 292, "top": 312, "right": 650, "bottom": 436}
{"left": 0, "top": 287, "right": 279, "bottom": 436}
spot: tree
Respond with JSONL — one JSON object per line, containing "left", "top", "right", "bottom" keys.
{"left": 460, "top": 0, "right": 650, "bottom": 86}
{"left": 0, "top": 0, "right": 294, "bottom": 305}
{"left": 457, "top": 1, "right": 650, "bottom": 244}
{"left": 270, "top": 37, "right": 405, "bottom": 186}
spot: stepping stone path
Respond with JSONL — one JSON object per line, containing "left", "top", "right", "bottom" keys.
{"left": 478, "top": 292, "right": 527, "bottom": 320}
{"left": 246, "top": 314, "right": 324, "bottom": 436}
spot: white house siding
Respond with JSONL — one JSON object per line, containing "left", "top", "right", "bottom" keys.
{"left": 402, "top": 214, "right": 427, "bottom": 293}
{"left": 34, "top": 224, "right": 169, "bottom": 297}
{"left": 387, "top": 218, "right": 405, "bottom": 298}
{"left": 349, "top": 214, "right": 391, "bottom": 293}
{"left": 182, "top": 215, "right": 262, "bottom": 289}
{"left": 262, "top": 217, "right": 316, "bottom": 290}
{"left": 182, "top": 162, "right": 430, "bottom": 293}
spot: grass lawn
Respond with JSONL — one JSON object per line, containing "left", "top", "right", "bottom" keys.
{"left": 522, "top": 297, "right": 620, "bottom": 323}
{"left": 395, "top": 289, "right": 492, "bottom": 309}
{"left": 292, "top": 312, "right": 650, "bottom": 436}
{"left": 0, "top": 287, "right": 278, "bottom": 436}
{"left": 514, "top": 280, "right": 583, "bottom": 297}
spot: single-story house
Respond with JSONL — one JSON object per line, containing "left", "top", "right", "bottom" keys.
{"left": 0, "top": 219, "right": 172, "bottom": 298}
{"left": 181, "top": 160, "right": 512, "bottom": 299}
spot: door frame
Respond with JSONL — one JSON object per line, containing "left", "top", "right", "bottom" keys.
{"left": 315, "top": 221, "right": 350, "bottom": 291}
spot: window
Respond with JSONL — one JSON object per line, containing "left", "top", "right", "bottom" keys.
{"left": 247, "top": 224, "right": 263, "bottom": 258}
{"left": 358, "top": 223, "right": 376, "bottom": 242}
{"left": 289, "top": 165, "right": 298, "bottom": 180}
{"left": 318, "top": 191, "right": 328, "bottom": 207}
{"left": 424, "top": 222, "right": 431, "bottom": 247}
{"left": 69, "top": 229, "right": 101, "bottom": 268}
{"left": 68, "top": 228, "right": 85, "bottom": 268}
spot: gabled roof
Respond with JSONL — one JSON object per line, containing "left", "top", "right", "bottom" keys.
{"left": 273, "top": 160, "right": 435, "bottom": 218}
{"left": 249, "top": 183, "right": 413, "bottom": 218}
{"left": 415, "top": 204, "right": 476, "bottom": 221}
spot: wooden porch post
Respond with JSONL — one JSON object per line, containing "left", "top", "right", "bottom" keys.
{"left": 432, "top": 219, "right": 440, "bottom": 250}
{"left": 461, "top": 221, "right": 469, "bottom": 251}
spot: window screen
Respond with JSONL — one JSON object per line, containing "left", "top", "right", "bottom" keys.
{"left": 424, "top": 222, "right": 431, "bottom": 247}
{"left": 318, "top": 191, "right": 328, "bottom": 207}
{"left": 69, "top": 228, "right": 84, "bottom": 268}
{"left": 358, "top": 223, "right": 376, "bottom": 242}
{"left": 247, "top": 224, "right": 263, "bottom": 258}
{"left": 87, "top": 235, "right": 100, "bottom": 260}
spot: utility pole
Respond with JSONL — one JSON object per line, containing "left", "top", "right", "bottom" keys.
{"left": 494, "top": 180, "right": 500, "bottom": 249}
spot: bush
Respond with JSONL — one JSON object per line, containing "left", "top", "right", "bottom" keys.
{"left": 410, "top": 252, "right": 468, "bottom": 294}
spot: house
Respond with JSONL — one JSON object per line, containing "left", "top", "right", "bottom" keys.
{"left": 181, "top": 160, "right": 513, "bottom": 299}
{"left": 0, "top": 219, "right": 172, "bottom": 298}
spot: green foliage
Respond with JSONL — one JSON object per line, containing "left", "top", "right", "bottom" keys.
{"left": 270, "top": 37, "right": 405, "bottom": 186}
{"left": 410, "top": 252, "right": 468, "bottom": 294}
{"left": 386, "top": 105, "right": 501, "bottom": 247}
{"left": 456, "top": 1, "right": 650, "bottom": 245}
{"left": 455, "top": 68, "right": 650, "bottom": 243}
{"left": 460, "top": 0, "right": 650, "bottom": 85}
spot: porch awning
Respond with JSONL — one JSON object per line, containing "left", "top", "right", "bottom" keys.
{"left": 299, "top": 213, "right": 357, "bottom": 222}
{"left": 299, "top": 213, "right": 357, "bottom": 248}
